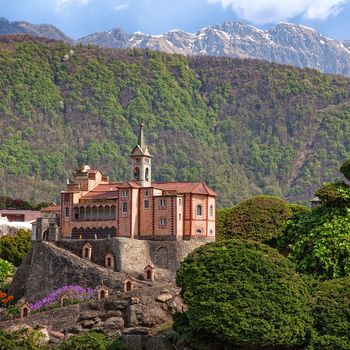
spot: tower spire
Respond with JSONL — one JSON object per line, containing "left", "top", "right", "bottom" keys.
{"left": 137, "top": 123, "right": 146, "bottom": 151}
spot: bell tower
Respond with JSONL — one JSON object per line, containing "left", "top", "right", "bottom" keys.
{"left": 130, "top": 123, "right": 153, "bottom": 187}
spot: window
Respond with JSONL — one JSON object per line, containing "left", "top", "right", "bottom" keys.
{"left": 196, "top": 228, "right": 203, "bottom": 234}
{"left": 178, "top": 213, "right": 182, "bottom": 221}
{"left": 145, "top": 167, "right": 150, "bottom": 181}
{"left": 209, "top": 205, "right": 214, "bottom": 218}
{"left": 65, "top": 207, "right": 69, "bottom": 217}
{"left": 134, "top": 167, "right": 140, "bottom": 180}
{"left": 179, "top": 198, "right": 182, "bottom": 206}
{"left": 159, "top": 199, "right": 167, "bottom": 208}
{"left": 145, "top": 158, "right": 150, "bottom": 164}
{"left": 159, "top": 217, "right": 167, "bottom": 227}
{"left": 144, "top": 199, "right": 149, "bottom": 209}
{"left": 136, "top": 158, "right": 140, "bottom": 163}
{"left": 196, "top": 204, "right": 203, "bottom": 216}
{"left": 210, "top": 229, "right": 213, "bottom": 235}
{"left": 144, "top": 190, "right": 149, "bottom": 197}
{"left": 121, "top": 190, "right": 129, "bottom": 198}
{"left": 122, "top": 202, "right": 128, "bottom": 213}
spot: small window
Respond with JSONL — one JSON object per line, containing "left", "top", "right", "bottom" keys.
{"left": 144, "top": 199, "right": 149, "bottom": 209}
{"left": 196, "top": 228, "right": 203, "bottom": 234}
{"left": 179, "top": 198, "right": 182, "bottom": 206}
{"left": 196, "top": 204, "right": 203, "bottom": 216}
{"left": 209, "top": 205, "right": 214, "bottom": 218}
{"left": 159, "top": 199, "right": 166, "bottom": 208}
{"left": 122, "top": 202, "right": 128, "bottom": 213}
{"left": 121, "top": 190, "right": 129, "bottom": 198}
{"left": 65, "top": 207, "right": 69, "bottom": 217}
{"left": 159, "top": 217, "right": 167, "bottom": 227}
{"left": 145, "top": 167, "right": 150, "bottom": 181}
{"left": 134, "top": 167, "right": 140, "bottom": 180}
{"left": 136, "top": 158, "right": 140, "bottom": 163}
{"left": 144, "top": 190, "right": 149, "bottom": 197}
{"left": 210, "top": 229, "right": 213, "bottom": 235}
{"left": 178, "top": 213, "right": 182, "bottom": 221}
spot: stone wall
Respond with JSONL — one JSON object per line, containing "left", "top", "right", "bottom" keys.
{"left": 56, "top": 238, "right": 207, "bottom": 281}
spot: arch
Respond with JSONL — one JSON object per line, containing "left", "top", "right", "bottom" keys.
{"left": 196, "top": 228, "right": 203, "bottom": 235}
{"left": 147, "top": 270, "right": 152, "bottom": 279}
{"left": 72, "top": 227, "right": 78, "bottom": 239}
{"left": 22, "top": 307, "right": 28, "bottom": 317}
{"left": 82, "top": 242, "right": 92, "bottom": 260}
{"left": 96, "top": 285, "right": 109, "bottom": 300}
{"left": 134, "top": 166, "right": 140, "bottom": 180}
{"left": 105, "top": 252, "right": 114, "bottom": 269}
{"left": 196, "top": 204, "right": 203, "bottom": 216}
{"left": 100, "top": 290, "right": 106, "bottom": 299}
{"left": 144, "top": 264, "right": 155, "bottom": 281}
{"left": 110, "top": 226, "right": 116, "bottom": 237}
{"left": 73, "top": 207, "right": 79, "bottom": 220}
{"left": 145, "top": 167, "right": 150, "bottom": 181}
{"left": 157, "top": 247, "right": 168, "bottom": 268}
{"left": 122, "top": 202, "right": 128, "bottom": 213}
{"left": 86, "top": 206, "right": 91, "bottom": 221}
{"left": 91, "top": 206, "right": 98, "bottom": 220}
{"left": 110, "top": 205, "right": 116, "bottom": 220}
{"left": 84, "top": 247, "right": 89, "bottom": 257}
{"left": 126, "top": 281, "right": 132, "bottom": 291}
{"left": 98, "top": 205, "right": 104, "bottom": 220}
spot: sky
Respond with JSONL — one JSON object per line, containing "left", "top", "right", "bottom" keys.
{"left": 0, "top": 0, "right": 350, "bottom": 41}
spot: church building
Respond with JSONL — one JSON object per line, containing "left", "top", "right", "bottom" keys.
{"left": 60, "top": 124, "right": 216, "bottom": 240}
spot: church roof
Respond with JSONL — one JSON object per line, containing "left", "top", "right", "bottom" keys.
{"left": 41, "top": 204, "right": 61, "bottom": 212}
{"left": 81, "top": 182, "right": 141, "bottom": 199}
{"left": 153, "top": 182, "right": 217, "bottom": 196}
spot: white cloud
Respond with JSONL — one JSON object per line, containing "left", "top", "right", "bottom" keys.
{"left": 208, "top": 0, "right": 349, "bottom": 23}
{"left": 113, "top": 3, "right": 129, "bottom": 11}
{"left": 55, "top": 0, "right": 92, "bottom": 12}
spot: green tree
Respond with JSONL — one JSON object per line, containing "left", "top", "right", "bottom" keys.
{"left": 216, "top": 195, "right": 308, "bottom": 244}
{"left": 175, "top": 240, "right": 313, "bottom": 349}
{"left": 0, "top": 229, "right": 31, "bottom": 266}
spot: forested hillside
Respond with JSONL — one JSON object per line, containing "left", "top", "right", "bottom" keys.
{"left": 1, "top": 35, "right": 350, "bottom": 206}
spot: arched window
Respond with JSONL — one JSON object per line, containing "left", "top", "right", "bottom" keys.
{"left": 196, "top": 228, "right": 203, "bottom": 234}
{"left": 209, "top": 205, "right": 214, "bottom": 218}
{"left": 122, "top": 202, "right": 128, "bottom": 213}
{"left": 159, "top": 217, "right": 166, "bottom": 227}
{"left": 145, "top": 167, "right": 150, "bottom": 181}
{"left": 196, "top": 204, "right": 203, "bottom": 216}
{"left": 134, "top": 167, "right": 140, "bottom": 180}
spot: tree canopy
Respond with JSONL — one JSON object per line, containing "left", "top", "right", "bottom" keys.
{"left": 175, "top": 240, "right": 313, "bottom": 349}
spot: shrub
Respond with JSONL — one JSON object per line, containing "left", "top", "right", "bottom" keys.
{"left": 315, "top": 182, "right": 350, "bottom": 207}
{"left": 311, "top": 278, "right": 350, "bottom": 340}
{"left": 216, "top": 195, "right": 306, "bottom": 244}
{"left": 307, "top": 335, "right": 350, "bottom": 350}
{"left": 340, "top": 159, "right": 350, "bottom": 181}
{"left": 0, "top": 229, "right": 31, "bottom": 266}
{"left": 175, "top": 240, "right": 313, "bottom": 349}
{"left": 57, "top": 332, "right": 125, "bottom": 350}
{"left": 0, "top": 258, "right": 14, "bottom": 283}
{"left": 0, "top": 328, "right": 47, "bottom": 350}
{"left": 285, "top": 206, "right": 350, "bottom": 278}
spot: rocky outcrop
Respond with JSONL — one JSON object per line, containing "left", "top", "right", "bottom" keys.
{"left": 9, "top": 242, "right": 125, "bottom": 302}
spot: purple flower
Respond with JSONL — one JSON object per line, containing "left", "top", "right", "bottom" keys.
{"left": 29, "top": 285, "right": 95, "bottom": 311}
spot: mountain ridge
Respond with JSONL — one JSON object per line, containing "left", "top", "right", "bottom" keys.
{"left": 1, "top": 17, "right": 350, "bottom": 76}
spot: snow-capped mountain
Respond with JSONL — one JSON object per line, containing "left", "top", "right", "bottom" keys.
{"left": 1, "top": 16, "right": 350, "bottom": 77}
{"left": 78, "top": 21, "right": 350, "bottom": 76}
{"left": 0, "top": 17, "right": 73, "bottom": 44}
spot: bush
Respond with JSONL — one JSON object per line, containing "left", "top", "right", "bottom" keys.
{"left": 0, "top": 258, "right": 14, "bottom": 283}
{"left": 0, "top": 328, "right": 47, "bottom": 350}
{"left": 57, "top": 331, "right": 125, "bottom": 350}
{"left": 175, "top": 240, "right": 313, "bottom": 349}
{"left": 307, "top": 335, "right": 350, "bottom": 350}
{"left": 216, "top": 195, "right": 306, "bottom": 244}
{"left": 311, "top": 277, "right": 350, "bottom": 340}
{"left": 0, "top": 229, "right": 31, "bottom": 266}
{"left": 340, "top": 159, "right": 350, "bottom": 181}
{"left": 315, "top": 182, "right": 350, "bottom": 207}
{"left": 285, "top": 206, "right": 350, "bottom": 278}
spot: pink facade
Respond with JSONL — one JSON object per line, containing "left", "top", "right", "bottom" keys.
{"left": 60, "top": 124, "right": 216, "bottom": 241}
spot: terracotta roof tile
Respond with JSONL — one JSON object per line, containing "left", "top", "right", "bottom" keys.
{"left": 40, "top": 204, "right": 61, "bottom": 212}
{"left": 153, "top": 182, "right": 217, "bottom": 196}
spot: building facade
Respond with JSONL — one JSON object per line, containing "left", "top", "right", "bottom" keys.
{"left": 60, "top": 124, "right": 216, "bottom": 241}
